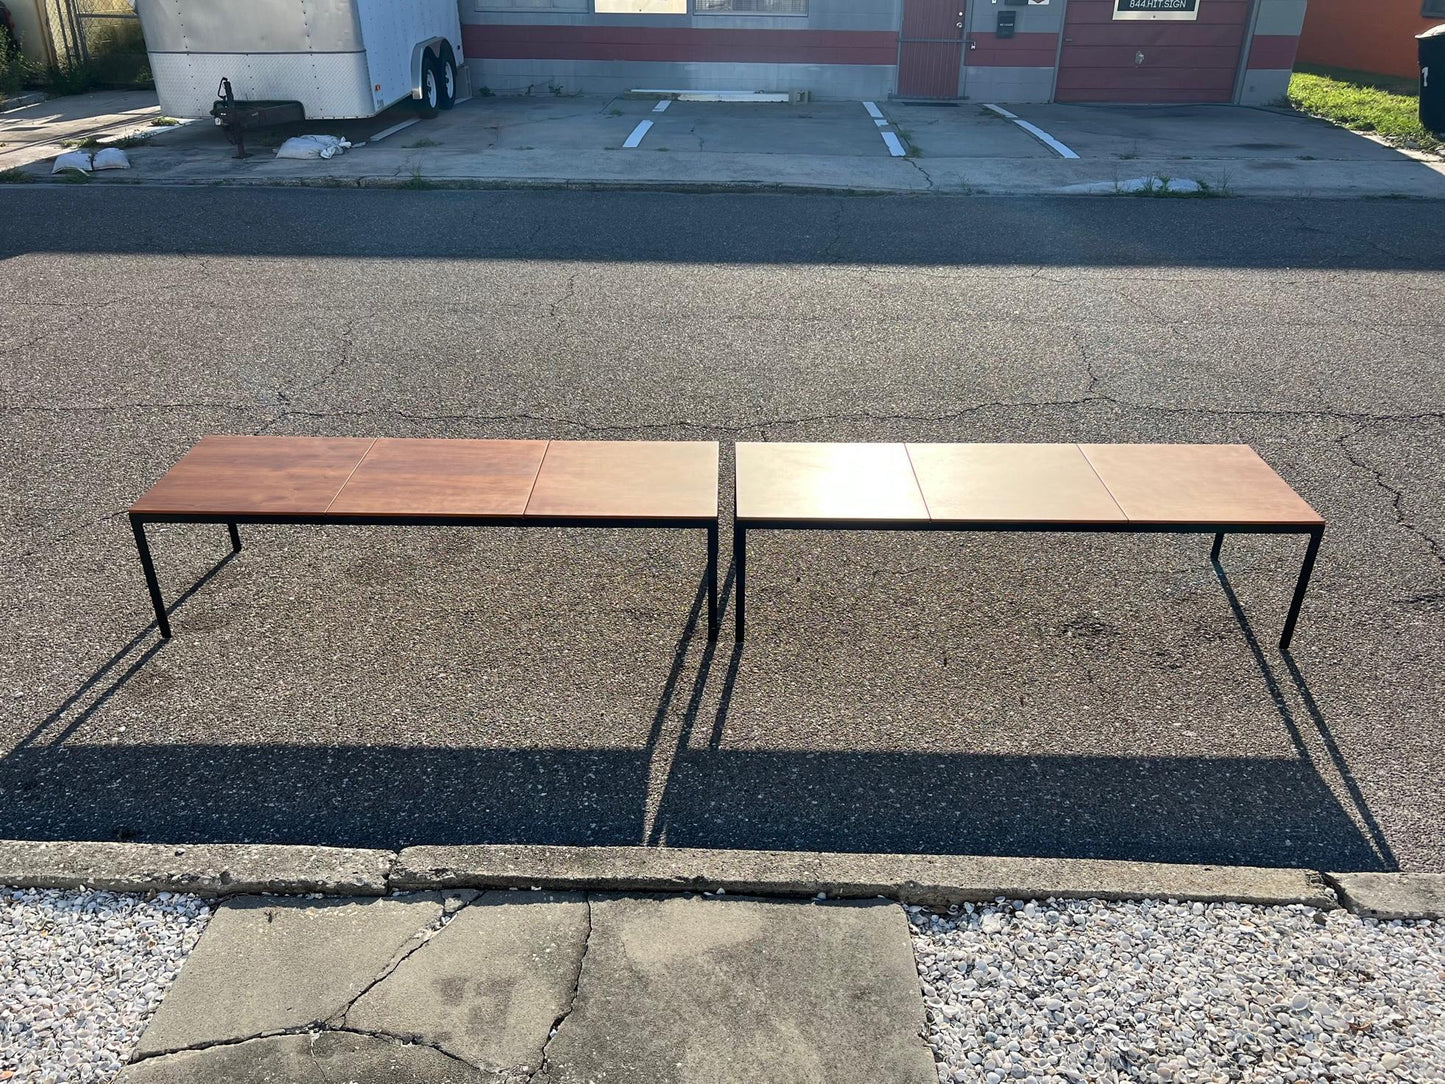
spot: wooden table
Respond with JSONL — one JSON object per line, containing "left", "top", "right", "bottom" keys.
{"left": 732, "top": 442, "right": 1324, "bottom": 649}
{"left": 129, "top": 436, "right": 720, "bottom": 639}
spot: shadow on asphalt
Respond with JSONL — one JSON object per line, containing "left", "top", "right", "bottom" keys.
{"left": 1, "top": 188, "right": 1442, "bottom": 272}
{"left": 0, "top": 557, "right": 1393, "bottom": 873}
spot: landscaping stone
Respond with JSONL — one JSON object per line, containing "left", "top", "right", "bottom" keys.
{"left": 132, "top": 893, "right": 444, "bottom": 1056}
{"left": 0, "top": 839, "right": 394, "bottom": 897}
{"left": 534, "top": 894, "right": 935, "bottom": 1084}
{"left": 1329, "top": 871, "right": 1445, "bottom": 920}
{"left": 345, "top": 890, "right": 589, "bottom": 1073}
{"left": 117, "top": 1031, "right": 496, "bottom": 1084}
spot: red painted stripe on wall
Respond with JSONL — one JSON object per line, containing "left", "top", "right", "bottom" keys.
{"left": 1247, "top": 34, "right": 1300, "bottom": 72}
{"left": 461, "top": 24, "right": 899, "bottom": 66}
{"left": 965, "top": 31, "right": 1058, "bottom": 68}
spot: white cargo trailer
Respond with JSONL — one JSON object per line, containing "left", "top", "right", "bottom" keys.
{"left": 132, "top": 0, "right": 465, "bottom": 122}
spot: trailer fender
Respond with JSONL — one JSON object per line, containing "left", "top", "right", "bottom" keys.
{"left": 410, "top": 37, "right": 449, "bottom": 100}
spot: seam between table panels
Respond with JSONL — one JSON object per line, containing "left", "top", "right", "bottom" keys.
{"left": 901, "top": 443, "right": 934, "bottom": 521}
{"left": 1075, "top": 443, "right": 1132, "bottom": 524}
{"left": 521, "top": 440, "right": 554, "bottom": 516}
{"left": 323, "top": 438, "right": 379, "bottom": 514}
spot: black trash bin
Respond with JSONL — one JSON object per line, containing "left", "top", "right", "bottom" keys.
{"left": 1421, "top": 24, "right": 1445, "bottom": 135}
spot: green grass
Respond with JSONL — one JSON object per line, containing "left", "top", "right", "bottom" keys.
{"left": 1288, "top": 65, "right": 1439, "bottom": 156}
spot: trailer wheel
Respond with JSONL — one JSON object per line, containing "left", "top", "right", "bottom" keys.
{"left": 417, "top": 56, "right": 440, "bottom": 118}
{"left": 437, "top": 48, "right": 458, "bottom": 110}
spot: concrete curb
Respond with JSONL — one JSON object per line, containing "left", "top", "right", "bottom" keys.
{"left": 1325, "top": 871, "right": 1445, "bottom": 921}
{"left": 0, "top": 840, "right": 393, "bottom": 897}
{"left": 0, "top": 91, "right": 48, "bottom": 113}
{"left": 0, "top": 838, "right": 1378, "bottom": 911}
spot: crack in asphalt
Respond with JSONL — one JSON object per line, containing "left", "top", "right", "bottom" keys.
{"left": 1336, "top": 422, "right": 1445, "bottom": 571}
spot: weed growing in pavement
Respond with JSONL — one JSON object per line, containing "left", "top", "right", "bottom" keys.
{"left": 406, "top": 137, "right": 442, "bottom": 148}
{"left": 401, "top": 168, "right": 436, "bottom": 189}
{"left": 0, "top": 166, "right": 36, "bottom": 183}
{"left": 151, "top": 116, "right": 180, "bottom": 126}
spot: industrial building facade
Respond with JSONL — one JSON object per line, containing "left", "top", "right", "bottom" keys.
{"left": 459, "top": 0, "right": 1307, "bottom": 104}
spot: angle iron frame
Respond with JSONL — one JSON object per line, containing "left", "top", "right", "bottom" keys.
{"left": 732, "top": 508, "right": 1322, "bottom": 651}
{"left": 130, "top": 512, "right": 720, "bottom": 642}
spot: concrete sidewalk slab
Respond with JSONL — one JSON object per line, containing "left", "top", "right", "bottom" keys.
{"left": 537, "top": 895, "right": 935, "bottom": 1084}
{"left": 0, "top": 90, "right": 160, "bottom": 170}
{"left": 118, "top": 890, "right": 934, "bottom": 1084}
{"left": 118, "top": 1031, "right": 491, "bottom": 1084}
{"left": 132, "top": 893, "right": 448, "bottom": 1056}
{"left": 345, "top": 891, "right": 590, "bottom": 1072}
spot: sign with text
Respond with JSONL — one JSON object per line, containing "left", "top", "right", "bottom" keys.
{"left": 1113, "top": 0, "right": 1199, "bottom": 20}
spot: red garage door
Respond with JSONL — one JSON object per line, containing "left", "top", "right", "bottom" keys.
{"left": 1055, "top": 0, "right": 1252, "bottom": 103}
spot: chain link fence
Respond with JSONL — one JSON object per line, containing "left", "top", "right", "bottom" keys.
{"left": 40, "top": 0, "right": 149, "bottom": 84}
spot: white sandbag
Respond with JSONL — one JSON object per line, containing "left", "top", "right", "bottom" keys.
{"left": 275, "top": 135, "right": 352, "bottom": 160}
{"left": 52, "top": 150, "right": 93, "bottom": 174}
{"left": 91, "top": 147, "right": 131, "bottom": 170}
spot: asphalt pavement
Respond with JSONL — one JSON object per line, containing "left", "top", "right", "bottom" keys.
{"left": 1, "top": 188, "right": 1441, "bottom": 872}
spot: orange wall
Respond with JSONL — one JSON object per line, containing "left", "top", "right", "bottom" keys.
{"left": 1297, "top": 0, "right": 1438, "bottom": 79}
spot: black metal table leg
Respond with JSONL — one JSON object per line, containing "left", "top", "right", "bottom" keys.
{"left": 228, "top": 523, "right": 242, "bottom": 552}
{"left": 1210, "top": 532, "right": 1225, "bottom": 561}
{"left": 130, "top": 517, "right": 171, "bottom": 638}
{"left": 734, "top": 521, "right": 747, "bottom": 642}
{"left": 1280, "top": 527, "right": 1322, "bottom": 651}
{"left": 706, "top": 521, "right": 719, "bottom": 640}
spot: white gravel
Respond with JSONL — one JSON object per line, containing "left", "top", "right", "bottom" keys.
{"left": 911, "top": 898, "right": 1445, "bottom": 1084}
{"left": 1, "top": 888, "right": 211, "bottom": 1083}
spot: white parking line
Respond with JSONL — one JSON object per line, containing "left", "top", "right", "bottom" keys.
{"left": 986, "top": 103, "right": 1079, "bottom": 159}
{"left": 880, "top": 130, "right": 907, "bottom": 157}
{"left": 369, "top": 118, "right": 421, "bottom": 143}
{"left": 862, "top": 100, "right": 886, "bottom": 121}
{"left": 622, "top": 120, "right": 654, "bottom": 148}
{"left": 652, "top": 100, "right": 671, "bottom": 113}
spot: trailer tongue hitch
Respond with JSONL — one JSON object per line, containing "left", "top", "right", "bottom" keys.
{"left": 209, "top": 77, "right": 307, "bottom": 161}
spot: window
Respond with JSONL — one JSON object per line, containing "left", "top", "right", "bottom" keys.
{"left": 695, "top": 0, "right": 807, "bottom": 13}
{"left": 476, "top": 0, "right": 588, "bottom": 11}
{"left": 594, "top": 0, "right": 687, "bottom": 11}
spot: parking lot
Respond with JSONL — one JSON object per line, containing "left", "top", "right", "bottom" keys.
{"left": 10, "top": 88, "right": 1437, "bottom": 199}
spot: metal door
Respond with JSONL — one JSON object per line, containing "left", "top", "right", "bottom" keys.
{"left": 1055, "top": 0, "right": 1253, "bottom": 103}
{"left": 897, "top": 0, "right": 965, "bottom": 99}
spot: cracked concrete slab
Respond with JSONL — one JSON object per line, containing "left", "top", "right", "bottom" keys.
{"left": 536, "top": 895, "right": 935, "bottom": 1084}
{"left": 132, "top": 893, "right": 445, "bottom": 1057}
{"left": 1328, "top": 872, "right": 1445, "bottom": 920}
{"left": 116, "top": 1030, "right": 497, "bottom": 1084}
{"left": 345, "top": 891, "right": 590, "bottom": 1073}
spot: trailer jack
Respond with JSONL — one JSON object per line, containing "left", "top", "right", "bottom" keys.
{"left": 210, "top": 78, "right": 306, "bottom": 159}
